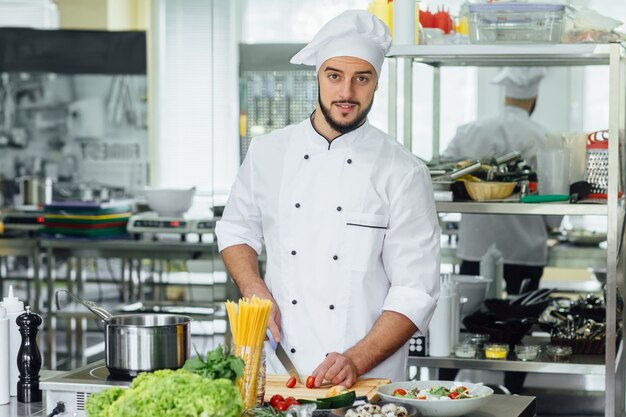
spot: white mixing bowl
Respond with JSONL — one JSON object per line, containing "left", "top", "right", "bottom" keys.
{"left": 144, "top": 187, "right": 196, "bottom": 217}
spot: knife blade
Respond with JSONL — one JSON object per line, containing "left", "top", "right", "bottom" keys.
{"left": 266, "top": 329, "right": 302, "bottom": 384}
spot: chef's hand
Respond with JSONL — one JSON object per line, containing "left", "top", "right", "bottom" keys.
{"left": 243, "top": 283, "right": 282, "bottom": 343}
{"left": 312, "top": 352, "right": 359, "bottom": 389}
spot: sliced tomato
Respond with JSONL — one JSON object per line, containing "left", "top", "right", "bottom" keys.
{"left": 448, "top": 391, "right": 459, "bottom": 399}
{"left": 306, "top": 375, "right": 315, "bottom": 389}
{"left": 285, "top": 376, "right": 297, "bottom": 388}
{"left": 417, "top": 395, "right": 427, "bottom": 400}
{"left": 269, "top": 394, "right": 284, "bottom": 407}
{"left": 393, "top": 388, "right": 407, "bottom": 397}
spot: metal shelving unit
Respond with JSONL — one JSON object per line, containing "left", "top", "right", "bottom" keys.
{"left": 388, "top": 43, "right": 626, "bottom": 417}
{"left": 436, "top": 201, "right": 608, "bottom": 216}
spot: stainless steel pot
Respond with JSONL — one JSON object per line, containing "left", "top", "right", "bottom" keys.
{"left": 56, "top": 290, "right": 191, "bottom": 376}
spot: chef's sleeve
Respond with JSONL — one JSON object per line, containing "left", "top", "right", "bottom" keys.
{"left": 381, "top": 164, "right": 441, "bottom": 335}
{"left": 215, "top": 142, "right": 264, "bottom": 255}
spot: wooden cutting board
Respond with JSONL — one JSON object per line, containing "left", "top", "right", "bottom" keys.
{"left": 264, "top": 374, "right": 390, "bottom": 402}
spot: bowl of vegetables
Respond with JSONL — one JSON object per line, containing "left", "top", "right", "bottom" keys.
{"left": 377, "top": 380, "right": 493, "bottom": 417}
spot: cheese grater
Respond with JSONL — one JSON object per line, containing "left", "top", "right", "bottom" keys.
{"left": 584, "top": 130, "right": 609, "bottom": 198}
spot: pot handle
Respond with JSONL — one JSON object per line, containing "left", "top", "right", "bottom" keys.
{"left": 55, "top": 289, "right": 113, "bottom": 321}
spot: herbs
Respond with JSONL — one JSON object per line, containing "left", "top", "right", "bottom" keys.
{"left": 183, "top": 345, "right": 245, "bottom": 382}
{"left": 428, "top": 386, "right": 450, "bottom": 397}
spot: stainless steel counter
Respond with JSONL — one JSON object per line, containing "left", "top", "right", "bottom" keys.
{"left": 0, "top": 371, "right": 61, "bottom": 417}
{"left": 0, "top": 397, "right": 46, "bottom": 417}
{"left": 468, "top": 394, "right": 535, "bottom": 417}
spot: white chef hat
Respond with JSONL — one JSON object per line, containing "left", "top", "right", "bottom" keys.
{"left": 491, "top": 67, "right": 548, "bottom": 99}
{"left": 290, "top": 10, "right": 392, "bottom": 77}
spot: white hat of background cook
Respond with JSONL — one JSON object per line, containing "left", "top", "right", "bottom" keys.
{"left": 290, "top": 10, "right": 392, "bottom": 77}
{"left": 491, "top": 67, "right": 548, "bottom": 99}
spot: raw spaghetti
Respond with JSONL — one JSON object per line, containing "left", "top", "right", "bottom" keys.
{"left": 225, "top": 296, "right": 272, "bottom": 409}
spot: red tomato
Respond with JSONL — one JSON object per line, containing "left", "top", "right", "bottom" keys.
{"left": 285, "top": 376, "right": 297, "bottom": 388}
{"left": 306, "top": 376, "right": 315, "bottom": 389}
{"left": 284, "top": 397, "right": 296, "bottom": 402}
{"left": 417, "top": 395, "right": 427, "bottom": 400}
{"left": 274, "top": 401, "right": 289, "bottom": 411}
{"left": 393, "top": 388, "right": 407, "bottom": 397}
{"left": 448, "top": 391, "right": 459, "bottom": 399}
{"left": 285, "top": 398, "right": 300, "bottom": 407}
{"left": 269, "top": 394, "right": 284, "bottom": 407}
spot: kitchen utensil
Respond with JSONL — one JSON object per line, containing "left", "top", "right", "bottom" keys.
{"left": 55, "top": 289, "right": 191, "bottom": 376}
{"left": 378, "top": 380, "right": 493, "bottom": 417}
{"left": 264, "top": 374, "right": 389, "bottom": 402}
{"left": 585, "top": 130, "right": 609, "bottom": 198}
{"left": 520, "top": 194, "right": 569, "bottom": 203}
{"left": 266, "top": 329, "right": 301, "bottom": 383}
{"left": 431, "top": 161, "right": 482, "bottom": 191}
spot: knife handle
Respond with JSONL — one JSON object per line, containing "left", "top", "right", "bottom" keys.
{"left": 266, "top": 328, "right": 277, "bottom": 350}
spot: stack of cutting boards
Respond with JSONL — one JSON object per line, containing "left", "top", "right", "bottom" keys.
{"left": 42, "top": 201, "right": 132, "bottom": 239}
{"left": 264, "top": 374, "right": 390, "bottom": 402}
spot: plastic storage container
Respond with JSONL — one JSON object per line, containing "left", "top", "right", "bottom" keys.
{"left": 468, "top": 3, "right": 566, "bottom": 44}
{"left": 484, "top": 343, "right": 509, "bottom": 360}
{"left": 515, "top": 344, "right": 541, "bottom": 361}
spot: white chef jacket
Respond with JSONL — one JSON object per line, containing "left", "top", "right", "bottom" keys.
{"left": 216, "top": 117, "right": 440, "bottom": 382}
{"left": 442, "top": 105, "right": 561, "bottom": 265}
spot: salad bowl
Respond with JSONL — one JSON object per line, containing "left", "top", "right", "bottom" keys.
{"left": 377, "top": 380, "right": 493, "bottom": 417}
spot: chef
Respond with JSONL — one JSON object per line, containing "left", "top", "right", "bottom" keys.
{"left": 216, "top": 10, "right": 440, "bottom": 387}
{"left": 442, "top": 67, "right": 562, "bottom": 295}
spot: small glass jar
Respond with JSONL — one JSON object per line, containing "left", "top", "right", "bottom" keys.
{"left": 546, "top": 345, "right": 572, "bottom": 363}
{"left": 515, "top": 344, "right": 540, "bottom": 361}
{"left": 484, "top": 343, "right": 509, "bottom": 360}
{"left": 464, "top": 333, "right": 489, "bottom": 348}
{"left": 454, "top": 342, "right": 477, "bottom": 358}
{"left": 256, "top": 348, "right": 267, "bottom": 405}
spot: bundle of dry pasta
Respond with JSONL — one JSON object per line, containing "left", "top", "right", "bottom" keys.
{"left": 225, "top": 296, "right": 272, "bottom": 409}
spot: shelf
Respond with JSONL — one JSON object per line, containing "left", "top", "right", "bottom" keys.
{"left": 408, "top": 354, "right": 605, "bottom": 375}
{"left": 387, "top": 43, "right": 617, "bottom": 66}
{"left": 435, "top": 201, "right": 607, "bottom": 215}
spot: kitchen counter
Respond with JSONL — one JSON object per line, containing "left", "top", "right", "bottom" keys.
{"left": 471, "top": 394, "right": 535, "bottom": 417}
{"left": 0, "top": 392, "right": 535, "bottom": 417}
{"left": 0, "top": 371, "right": 61, "bottom": 416}
{"left": 0, "top": 397, "right": 46, "bottom": 416}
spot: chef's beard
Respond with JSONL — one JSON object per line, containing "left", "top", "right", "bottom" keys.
{"left": 318, "top": 89, "right": 374, "bottom": 135}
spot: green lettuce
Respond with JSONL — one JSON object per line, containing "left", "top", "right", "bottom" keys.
{"left": 85, "top": 369, "right": 242, "bottom": 417}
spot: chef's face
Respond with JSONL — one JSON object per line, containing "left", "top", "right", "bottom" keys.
{"left": 317, "top": 56, "right": 377, "bottom": 134}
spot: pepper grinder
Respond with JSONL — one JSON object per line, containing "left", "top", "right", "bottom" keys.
{"left": 16, "top": 306, "right": 42, "bottom": 403}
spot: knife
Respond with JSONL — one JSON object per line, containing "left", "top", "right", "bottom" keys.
{"left": 266, "top": 328, "right": 302, "bottom": 384}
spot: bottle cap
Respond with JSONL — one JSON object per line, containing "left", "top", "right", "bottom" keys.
{"left": 3, "top": 285, "right": 24, "bottom": 313}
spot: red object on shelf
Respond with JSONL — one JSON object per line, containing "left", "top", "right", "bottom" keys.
{"left": 433, "top": 9, "right": 452, "bottom": 34}
{"left": 419, "top": 8, "right": 435, "bottom": 28}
